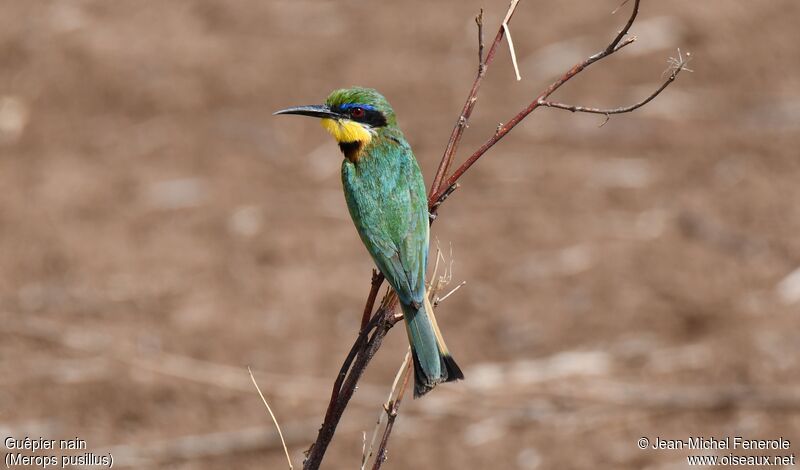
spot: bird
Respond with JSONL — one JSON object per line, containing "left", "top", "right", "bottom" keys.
{"left": 275, "top": 87, "right": 463, "bottom": 397}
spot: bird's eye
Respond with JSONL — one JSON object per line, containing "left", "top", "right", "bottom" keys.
{"left": 350, "top": 107, "right": 366, "bottom": 119}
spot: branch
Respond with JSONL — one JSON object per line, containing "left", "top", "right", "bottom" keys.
{"left": 304, "top": 299, "right": 399, "bottom": 469}
{"left": 361, "top": 350, "right": 412, "bottom": 469}
{"left": 476, "top": 9, "right": 485, "bottom": 67}
{"left": 429, "top": 182, "right": 460, "bottom": 222}
{"left": 363, "top": 250, "right": 455, "bottom": 469}
{"left": 360, "top": 270, "right": 385, "bottom": 330}
{"left": 370, "top": 359, "right": 412, "bottom": 470}
{"left": 314, "top": 306, "right": 387, "bottom": 459}
{"left": 430, "top": 0, "right": 657, "bottom": 204}
{"left": 538, "top": 50, "right": 692, "bottom": 120}
{"left": 428, "top": 1, "right": 521, "bottom": 201}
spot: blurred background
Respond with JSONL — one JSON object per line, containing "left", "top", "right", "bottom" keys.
{"left": 1, "top": 1, "right": 799, "bottom": 468}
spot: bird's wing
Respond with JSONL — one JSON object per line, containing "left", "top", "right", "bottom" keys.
{"left": 374, "top": 180, "right": 427, "bottom": 305}
{"left": 397, "top": 178, "right": 429, "bottom": 303}
{"left": 342, "top": 145, "right": 429, "bottom": 306}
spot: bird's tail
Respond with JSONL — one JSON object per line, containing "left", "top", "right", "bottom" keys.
{"left": 401, "top": 294, "right": 463, "bottom": 398}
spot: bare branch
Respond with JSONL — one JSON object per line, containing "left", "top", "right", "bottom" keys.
{"left": 430, "top": 0, "right": 680, "bottom": 205}
{"left": 360, "top": 270, "right": 385, "bottom": 330}
{"left": 538, "top": 51, "right": 691, "bottom": 117}
{"left": 370, "top": 357, "right": 413, "bottom": 470}
{"left": 303, "top": 298, "right": 399, "bottom": 470}
{"left": 428, "top": 0, "right": 522, "bottom": 202}
{"left": 607, "top": 0, "right": 639, "bottom": 52}
{"left": 362, "top": 349, "right": 411, "bottom": 470}
{"left": 429, "top": 183, "right": 460, "bottom": 221}
{"left": 476, "top": 9, "right": 484, "bottom": 65}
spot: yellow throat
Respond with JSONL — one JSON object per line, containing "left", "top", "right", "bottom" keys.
{"left": 320, "top": 118, "right": 373, "bottom": 145}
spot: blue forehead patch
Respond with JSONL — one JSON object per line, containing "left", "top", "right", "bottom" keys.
{"left": 339, "top": 103, "right": 377, "bottom": 111}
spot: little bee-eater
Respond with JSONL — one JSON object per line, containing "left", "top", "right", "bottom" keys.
{"left": 275, "top": 87, "right": 463, "bottom": 397}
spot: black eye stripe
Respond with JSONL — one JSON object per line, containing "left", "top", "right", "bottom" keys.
{"left": 360, "top": 109, "right": 387, "bottom": 127}
{"left": 332, "top": 105, "right": 387, "bottom": 128}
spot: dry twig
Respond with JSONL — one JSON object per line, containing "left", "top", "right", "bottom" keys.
{"left": 370, "top": 360, "right": 413, "bottom": 470}
{"left": 360, "top": 269, "right": 385, "bottom": 330}
{"left": 428, "top": 0, "right": 522, "bottom": 198}
{"left": 537, "top": 50, "right": 692, "bottom": 120}
{"left": 362, "top": 246, "right": 461, "bottom": 469}
{"left": 361, "top": 350, "right": 412, "bottom": 470}
{"left": 429, "top": 0, "right": 661, "bottom": 205}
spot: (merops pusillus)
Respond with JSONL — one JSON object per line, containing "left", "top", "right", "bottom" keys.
{"left": 275, "top": 87, "right": 463, "bottom": 397}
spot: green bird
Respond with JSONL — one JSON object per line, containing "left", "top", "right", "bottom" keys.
{"left": 275, "top": 87, "right": 463, "bottom": 397}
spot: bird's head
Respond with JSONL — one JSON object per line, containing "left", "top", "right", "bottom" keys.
{"left": 274, "top": 87, "right": 396, "bottom": 159}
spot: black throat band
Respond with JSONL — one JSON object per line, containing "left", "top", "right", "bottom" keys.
{"left": 339, "top": 141, "right": 364, "bottom": 163}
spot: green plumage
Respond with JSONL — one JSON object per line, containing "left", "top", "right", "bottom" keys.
{"left": 276, "top": 87, "right": 463, "bottom": 397}
{"left": 328, "top": 88, "right": 463, "bottom": 397}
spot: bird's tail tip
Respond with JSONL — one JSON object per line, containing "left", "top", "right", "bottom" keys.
{"left": 406, "top": 295, "right": 464, "bottom": 398}
{"left": 411, "top": 349, "right": 464, "bottom": 398}
{"left": 442, "top": 352, "right": 464, "bottom": 382}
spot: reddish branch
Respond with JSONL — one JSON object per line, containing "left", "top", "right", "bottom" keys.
{"left": 302, "top": 1, "right": 686, "bottom": 469}
{"left": 428, "top": 4, "right": 520, "bottom": 199}
{"left": 538, "top": 51, "right": 690, "bottom": 119}
{"left": 430, "top": 0, "right": 656, "bottom": 204}
{"left": 360, "top": 270, "right": 385, "bottom": 330}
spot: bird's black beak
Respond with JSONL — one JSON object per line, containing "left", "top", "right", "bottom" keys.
{"left": 273, "top": 104, "right": 341, "bottom": 120}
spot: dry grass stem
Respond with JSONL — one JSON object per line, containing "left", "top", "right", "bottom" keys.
{"left": 436, "top": 281, "right": 467, "bottom": 305}
{"left": 370, "top": 358, "right": 413, "bottom": 470}
{"left": 361, "top": 349, "right": 412, "bottom": 470}
{"left": 249, "top": 367, "right": 294, "bottom": 470}
{"left": 503, "top": 23, "right": 522, "bottom": 81}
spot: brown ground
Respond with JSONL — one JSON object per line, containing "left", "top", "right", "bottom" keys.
{"left": 1, "top": 1, "right": 799, "bottom": 469}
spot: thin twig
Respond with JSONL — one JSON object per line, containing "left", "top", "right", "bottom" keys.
{"left": 361, "top": 270, "right": 385, "bottom": 330}
{"left": 362, "top": 349, "right": 412, "bottom": 470}
{"left": 249, "top": 367, "right": 294, "bottom": 470}
{"left": 476, "top": 9, "right": 484, "bottom": 65}
{"left": 304, "top": 301, "right": 397, "bottom": 469}
{"left": 538, "top": 52, "right": 690, "bottom": 117}
{"left": 430, "top": 0, "right": 658, "bottom": 204}
{"left": 316, "top": 309, "right": 386, "bottom": 456}
{"left": 429, "top": 183, "right": 460, "bottom": 221}
{"left": 368, "top": 251, "right": 458, "bottom": 469}
{"left": 428, "top": 0, "right": 522, "bottom": 200}
{"left": 370, "top": 358, "right": 413, "bottom": 470}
